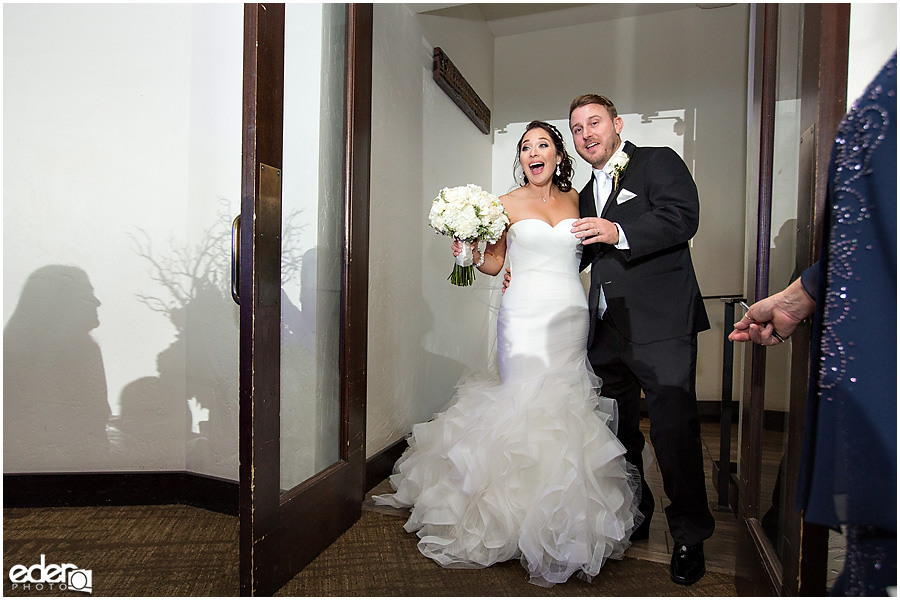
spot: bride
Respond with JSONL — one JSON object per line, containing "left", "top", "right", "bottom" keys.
{"left": 374, "top": 121, "right": 640, "bottom": 586}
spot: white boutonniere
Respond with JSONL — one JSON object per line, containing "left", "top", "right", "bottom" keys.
{"left": 603, "top": 150, "right": 630, "bottom": 189}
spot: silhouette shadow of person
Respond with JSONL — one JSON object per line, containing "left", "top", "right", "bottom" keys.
{"left": 4, "top": 265, "right": 111, "bottom": 470}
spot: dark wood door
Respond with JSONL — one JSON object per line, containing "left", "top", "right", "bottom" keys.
{"left": 237, "top": 3, "right": 372, "bottom": 596}
{"left": 735, "top": 3, "right": 849, "bottom": 596}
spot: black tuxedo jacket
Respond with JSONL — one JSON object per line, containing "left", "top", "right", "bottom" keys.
{"left": 580, "top": 141, "right": 710, "bottom": 345}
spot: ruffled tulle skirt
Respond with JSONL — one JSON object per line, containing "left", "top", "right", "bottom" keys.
{"left": 373, "top": 361, "right": 641, "bottom": 586}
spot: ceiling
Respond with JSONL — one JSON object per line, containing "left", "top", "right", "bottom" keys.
{"left": 407, "top": 3, "right": 728, "bottom": 37}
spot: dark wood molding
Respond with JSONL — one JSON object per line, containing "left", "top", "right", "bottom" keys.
{"left": 743, "top": 3, "right": 780, "bottom": 525}
{"left": 753, "top": 1, "right": 779, "bottom": 306}
{"left": 736, "top": 5, "right": 778, "bottom": 596}
{"left": 781, "top": 5, "right": 850, "bottom": 596}
{"left": 238, "top": 4, "right": 373, "bottom": 595}
{"left": 751, "top": 516, "right": 783, "bottom": 593}
{"left": 3, "top": 472, "right": 239, "bottom": 516}
{"left": 240, "top": 4, "right": 286, "bottom": 595}
{"left": 736, "top": 511, "right": 777, "bottom": 595}
{"left": 738, "top": 4, "right": 850, "bottom": 597}
{"left": 811, "top": 5, "right": 851, "bottom": 259}
{"left": 3, "top": 441, "right": 413, "bottom": 518}
{"left": 432, "top": 47, "right": 491, "bottom": 134}
{"left": 344, "top": 1, "right": 373, "bottom": 477}
{"left": 762, "top": 410, "right": 788, "bottom": 433}
{"left": 365, "top": 438, "right": 407, "bottom": 493}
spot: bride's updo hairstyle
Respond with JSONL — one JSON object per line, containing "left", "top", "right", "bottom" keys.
{"left": 513, "top": 121, "right": 575, "bottom": 192}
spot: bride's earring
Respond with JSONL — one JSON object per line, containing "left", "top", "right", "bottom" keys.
{"left": 556, "top": 163, "right": 561, "bottom": 177}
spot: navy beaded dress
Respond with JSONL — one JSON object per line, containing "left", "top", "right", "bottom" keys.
{"left": 797, "top": 53, "right": 897, "bottom": 596}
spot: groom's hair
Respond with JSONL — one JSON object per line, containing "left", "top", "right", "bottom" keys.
{"left": 569, "top": 94, "right": 618, "bottom": 120}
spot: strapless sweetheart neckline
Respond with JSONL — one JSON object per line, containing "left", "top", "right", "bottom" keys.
{"left": 510, "top": 217, "right": 577, "bottom": 230}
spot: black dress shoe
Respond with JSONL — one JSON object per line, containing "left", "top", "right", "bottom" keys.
{"left": 630, "top": 516, "right": 651, "bottom": 541}
{"left": 670, "top": 542, "right": 705, "bottom": 585}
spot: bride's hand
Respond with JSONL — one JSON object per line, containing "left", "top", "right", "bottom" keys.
{"left": 452, "top": 239, "right": 478, "bottom": 257}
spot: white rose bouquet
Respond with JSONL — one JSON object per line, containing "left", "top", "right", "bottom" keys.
{"left": 428, "top": 184, "right": 509, "bottom": 286}
{"left": 603, "top": 150, "right": 630, "bottom": 188}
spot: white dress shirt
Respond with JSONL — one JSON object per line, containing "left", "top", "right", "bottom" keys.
{"left": 591, "top": 141, "right": 630, "bottom": 318}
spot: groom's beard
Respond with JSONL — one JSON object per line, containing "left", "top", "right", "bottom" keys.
{"left": 578, "top": 135, "right": 620, "bottom": 171}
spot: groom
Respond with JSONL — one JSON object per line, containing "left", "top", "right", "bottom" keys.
{"left": 568, "top": 94, "right": 715, "bottom": 585}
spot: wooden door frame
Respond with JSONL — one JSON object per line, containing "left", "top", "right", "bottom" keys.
{"left": 735, "top": 3, "right": 850, "bottom": 596}
{"left": 239, "top": 3, "right": 372, "bottom": 596}
{"left": 239, "top": 4, "right": 283, "bottom": 593}
{"left": 782, "top": 5, "right": 849, "bottom": 595}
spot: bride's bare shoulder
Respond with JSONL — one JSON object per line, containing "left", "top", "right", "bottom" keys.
{"left": 562, "top": 188, "right": 579, "bottom": 210}
{"left": 499, "top": 187, "right": 527, "bottom": 220}
{"left": 500, "top": 186, "right": 528, "bottom": 202}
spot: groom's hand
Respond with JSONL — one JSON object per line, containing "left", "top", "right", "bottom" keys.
{"left": 502, "top": 267, "right": 511, "bottom": 293}
{"left": 572, "top": 218, "right": 618, "bottom": 245}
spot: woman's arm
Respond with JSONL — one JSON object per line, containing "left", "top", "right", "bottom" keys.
{"left": 474, "top": 193, "right": 514, "bottom": 276}
{"left": 452, "top": 230, "right": 508, "bottom": 277}
{"left": 474, "top": 230, "right": 507, "bottom": 276}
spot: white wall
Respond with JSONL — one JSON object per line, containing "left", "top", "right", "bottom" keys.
{"left": 492, "top": 5, "right": 751, "bottom": 402}
{"left": 6, "top": 2, "right": 468, "bottom": 477}
{"left": 366, "top": 4, "right": 496, "bottom": 454}
{"left": 848, "top": 3, "right": 897, "bottom": 103}
{"left": 4, "top": 4, "right": 243, "bottom": 477}
{"left": 10, "top": 3, "right": 887, "bottom": 475}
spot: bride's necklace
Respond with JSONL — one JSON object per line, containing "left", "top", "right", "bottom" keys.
{"left": 534, "top": 187, "right": 552, "bottom": 203}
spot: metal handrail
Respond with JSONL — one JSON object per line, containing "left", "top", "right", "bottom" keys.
{"left": 709, "top": 296, "right": 745, "bottom": 510}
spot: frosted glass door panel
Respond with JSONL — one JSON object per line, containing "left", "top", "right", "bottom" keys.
{"left": 279, "top": 3, "right": 345, "bottom": 492}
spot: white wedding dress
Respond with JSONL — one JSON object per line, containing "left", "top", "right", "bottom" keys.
{"left": 374, "top": 218, "right": 640, "bottom": 586}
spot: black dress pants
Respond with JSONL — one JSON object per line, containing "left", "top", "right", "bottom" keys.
{"left": 588, "top": 317, "right": 715, "bottom": 546}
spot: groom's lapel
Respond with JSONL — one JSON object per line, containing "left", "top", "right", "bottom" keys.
{"left": 582, "top": 176, "right": 598, "bottom": 218}
{"left": 600, "top": 182, "right": 617, "bottom": 219}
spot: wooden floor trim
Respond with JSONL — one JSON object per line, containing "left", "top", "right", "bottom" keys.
{"left": 3, "top": 471, "right": 239, "bottom": 515}
{"left": 365, "top": 437, "right": 407, "bottom": 493}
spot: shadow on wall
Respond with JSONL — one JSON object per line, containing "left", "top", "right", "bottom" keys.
{"left": 113, "top": 277, "right": 237, "bottom": 471}
{"left": 115, "top": 202, "right": 312, "bottom": 478}
{"left": 3, "top": 265, "right": 111, "bottom": 471}
{"left": 2, "top": 205, "right": 316, "bottom": 477}
{"left": 114, "top": 206, "right": 242, "bottom": 473}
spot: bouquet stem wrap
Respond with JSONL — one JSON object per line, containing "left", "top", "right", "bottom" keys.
{"left": 450, "top": 240, "right": 476, "bottom": 286}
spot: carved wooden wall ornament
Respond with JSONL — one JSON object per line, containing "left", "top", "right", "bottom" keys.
{"left": 432, "top": 47, "right": 491, "bottom": 135}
